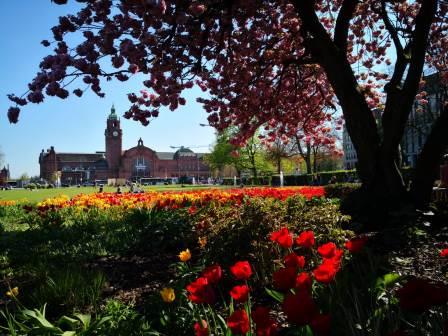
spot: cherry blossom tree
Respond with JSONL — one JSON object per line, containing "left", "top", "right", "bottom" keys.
{"left": 262, "top": 138, "right": 294, "bottom": 174}
{"left": 292, "top": 125, "right": 342, "bottom": 175}
{"left": 7, "top": 0, "right": 448, "bottom": 208}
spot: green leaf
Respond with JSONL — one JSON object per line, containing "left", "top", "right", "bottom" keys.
{"left": 375, "top": 272, "right": 401, "bottom": 292}
{"left": 22, "top": 307, "right": 62, "bottom": 332}
{"left": 383, "top": 273, "right": 400, "bottom": 287}
{"left": 62, "top": 332, "right": 76, "bottom": 336}
{"left": 216, "top": 314, "right": 232, "bottom": 336}
{"left": 74, "top": 313, "right": 91, "bottom": 328}
{"left": 58, "top": 315, "right": 79, "bottom": 328}
{"left": 265, "top": 288, "right": 284, "bottom": 303}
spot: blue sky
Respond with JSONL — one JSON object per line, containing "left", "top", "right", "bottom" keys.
{"left": 0, "top": 1, "right": 215, "bottom": 178}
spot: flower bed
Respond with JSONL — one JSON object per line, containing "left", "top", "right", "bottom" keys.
{"left": 33, "top": 186, "right": 325, "bottom": 210}
{"left": 1, "top": 186, "right": 448, "bottom": 335}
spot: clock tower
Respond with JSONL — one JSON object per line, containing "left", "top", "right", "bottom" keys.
{"left": 105, "top": 105, "right": 122, "bottom": 177}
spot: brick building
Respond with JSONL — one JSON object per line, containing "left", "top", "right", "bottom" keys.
{"left": 39, "top": 106, "right": 211, "bottom": 184}
{"left": 0, "top": 166, "right": 10, "bottom": 185}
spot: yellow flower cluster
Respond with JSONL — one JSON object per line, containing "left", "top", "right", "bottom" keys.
{"left": 37, "top": 195, "right": 70, "bottom": 208}
{"left": 160, "top": 287, "right": 175, "bottom": 303}
{"left": 6, "top": 287, "right": 19, "bottom": 297}
{"left": 179, "top": 248, "right": 191, "bottom": 262}
{"left": 10, "top": 187, "right": 323, "bottom": 211}
{"left": 0, "top": 200, "right": 17, "bottom": 206}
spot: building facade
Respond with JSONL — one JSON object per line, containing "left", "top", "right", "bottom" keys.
{"left": 343, "top": 73, "right": 446, "bottom": 169}
{"left": 0, "top": 166, "right": 10, "bottom": 185}
{"left": 342, "top": 125, "right": 358, "bottom": 170}
{"left": 39, "top": 106, "right": 211, "bottom": 184}
{"left": 401, "top": 73, "right": 445, "bottom": 167}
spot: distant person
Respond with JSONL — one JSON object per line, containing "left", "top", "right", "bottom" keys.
{"left": 329, "top": 176, "right": 337, "bottom": 184}
{"left": 98, "top": 185, "right": 104, "bottom": 193}
{"left": 312, "top": 175, "right": 319, "bottom": 186}
{"left": 116, "top": 186, "right": 122, "bottom": 194}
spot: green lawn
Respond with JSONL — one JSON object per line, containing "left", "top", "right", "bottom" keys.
{"left": 0, "top": 184, "right": 231, "bottom": 202}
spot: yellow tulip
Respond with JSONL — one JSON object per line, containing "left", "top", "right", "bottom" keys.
{"left": 198, "top": 237, "right": 207, "bottom": 249}
{"left": 179, "top": 248, "right": 191, "bottom": 262}
{"left": 160, "top": 287, "right": 175, "bottom": 303}
{"left": 6, "top": 287, "right": 19, "bottom": 297}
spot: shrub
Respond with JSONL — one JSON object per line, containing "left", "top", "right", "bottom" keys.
{"left": 25, "top": 183, "right": 37, "bottom": 190}
{"left": 324, "top": 183, "right": 362, "bottom": 199}
{"left": 196, "top": 196, "right": 351, "bottom": 285}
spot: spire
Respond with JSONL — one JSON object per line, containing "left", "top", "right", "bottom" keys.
{"left": 108, "top": 104, "right": 118, "bottom": 120}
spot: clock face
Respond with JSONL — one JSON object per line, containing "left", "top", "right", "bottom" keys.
{"left": 112, "top": 131, "right": 119, "bottom": 137}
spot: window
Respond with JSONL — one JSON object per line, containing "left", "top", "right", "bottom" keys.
{"left": 133, "top": 157, "right": 150, "bottom": 177}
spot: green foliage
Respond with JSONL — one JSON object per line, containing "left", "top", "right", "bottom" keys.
{"left": 221, "top": 176, "right": 271, "bottom": 185}
{"left": 324, "top": 183, "right": 362, "bottom": 199}
{"left": 97, "top": 299, "right": 157, "bottom": 335}
{"left": 28, "top": 267, "right": 106, "bottom": 316}
{"left": 0, "top": 303, "right": 111, "bottom": 335}
{"left": 197, "top": 196, "right": 351, "bottom": 284}
{"left": 272, "top": 169, "right": 358, "bottom": 186}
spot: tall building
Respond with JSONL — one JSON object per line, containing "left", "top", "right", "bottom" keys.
{"left": 342, "top": 125, "right": 357, "bottom": 170}
{"left": 39, "top": 106, "right": 211, "bottom": 184}
{"left": 343, "top": 73, "right": 446, "bottom": 169}
{"left": 401, "top": 73, "right": 445, "bottom": 167}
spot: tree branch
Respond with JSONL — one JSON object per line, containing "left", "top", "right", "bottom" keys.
{"left": 381, "top": 0, "right": 438, "bottom": 158}
{"left": 334, "top": 0, "right": 359, "bottom": 53}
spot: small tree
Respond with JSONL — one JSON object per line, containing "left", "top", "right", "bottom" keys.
{"left": 19, "top": 173, "right": 30, "bottom": 181}
{"left": 262, "top": 138, "right": 295, "bottom": 174}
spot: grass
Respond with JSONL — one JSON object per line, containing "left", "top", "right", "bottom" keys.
{"left": 0, "top": 184, "right": 231, "bottom": 202}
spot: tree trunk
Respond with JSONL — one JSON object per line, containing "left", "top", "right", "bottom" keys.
{"left": 277, "top": 157, "right": 281, "bottom": 174}
{"left": 411, "top": 104, "right": 448, "bottom": 208}
{"left": 305, "top": 156, "right": 312, "bottom": 175}
{"left": 293, "top": 0, "right": 437, "bottom": 209}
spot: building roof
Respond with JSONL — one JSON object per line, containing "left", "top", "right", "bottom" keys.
{"left": 56, "top": 153, "right": 105, "bottom": 163}
{"left": 156, "top": 152, "right": 175, "bottom": 160}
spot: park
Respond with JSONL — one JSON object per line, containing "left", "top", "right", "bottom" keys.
{"left": 1, "top": 1, "right": 448, "bottom": 335}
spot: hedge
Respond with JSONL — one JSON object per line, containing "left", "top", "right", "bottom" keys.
{"left": 221, "top": 176, "right": 271, "bottom": 186}
{"left": 271, "top": 167, "right": 414, "bottom": 187}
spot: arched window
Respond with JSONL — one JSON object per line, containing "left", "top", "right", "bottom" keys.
{"left": 133, "top": 156, "right": 150, "bottom": 177}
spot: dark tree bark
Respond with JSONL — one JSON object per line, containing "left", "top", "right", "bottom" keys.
{"left": 294, "top": 0, "right": 440, "bottom": 210}
{"left": 411, "top": 104, "right": 448, "bottom": 207}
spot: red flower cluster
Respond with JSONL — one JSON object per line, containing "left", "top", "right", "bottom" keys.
{"left": 186, "top": 277, "right": 216, "bottom": 304}
{"left": 344, "top": 236, "right": 368, "bottom": 253}
{"left": 284, "top": 253, "right": 305, "bottom": 269}
{"left": 313, "top": 260, "right": 340, "bottom": 284}
{"left": 273, "top": 267, "right": 298, "bottom": 290}
{"left": 201, "top": 265, "right": 222, "bottom": 284}
{"left": 282, "top": 291, "right": 318, "bottom": 326}
{"left": 227, "top": 310, "right": 250, "bottom": 335}
{"left": 230, "top": 285, "right": 250, "bottom": 302}
{"left": 194, "top": 320, "right": 209, "bottom": 336}
{"left": 270, "top": 228, "right": 293, "bottom": 248}
{"left": 252, "top": 306, "right": 277, "bottom": 335}
{"left": 397, "top": 278, "right": 448, "bottom": 313}
{"left": 230, "top": 261, "right": 252, "bottom": 280}
{"left": 296, "top": 231, "right": 315, "bottom": 248}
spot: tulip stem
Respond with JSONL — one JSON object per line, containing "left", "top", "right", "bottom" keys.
{"left": 245, "top": 280, "right": 253, "bottom": 336}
